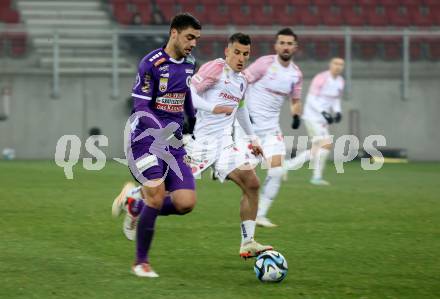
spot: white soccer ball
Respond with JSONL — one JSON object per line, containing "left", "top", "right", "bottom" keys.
{"left": 254, "top": 250, "right": 288, "bottom": 283}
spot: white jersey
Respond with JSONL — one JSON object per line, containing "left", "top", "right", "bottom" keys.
{"left": 191, "top": 58, "right": 247, "bottom": 141}
{"left": 302, "top": 70, "right": 345, "bottom": 124}
{"left": 243, "top": 55, "right": 303, "bottom": 134}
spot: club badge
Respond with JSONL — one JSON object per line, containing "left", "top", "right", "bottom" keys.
{"left": 159, "top": 77, "right": 168, "bottom": 92}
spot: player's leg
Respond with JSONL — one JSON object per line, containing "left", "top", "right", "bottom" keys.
{"left": 307, "top": 120, "right": 332, "bottom": 185}
{"left": 257, "top": 154, "right": 284, "bottom": 227}
{"left": 132, "top": 181, "right": 165, "bottom": 278}
{"left": 310, "top": 139, "right": 332, "bottom": 185}
{"left": 227, "top": 168, "right": 273, "bottom": 258}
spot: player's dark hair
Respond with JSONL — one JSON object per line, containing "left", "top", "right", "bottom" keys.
{"left": 169, "top": 13, "right": 202, "bottom": 33}
{"left": 228, "top": 32, "right": 251, "bottom": 45}
{"left": 276, "top": 28, "right": 298, "bottom": 42}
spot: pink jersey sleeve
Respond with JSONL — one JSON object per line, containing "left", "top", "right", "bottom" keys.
{"left": 191, "top": 59, "right": 224, "bottom": 93}
{"left": 290, "top": 64, "right": 303, "bottom": 99}
{"left": 308, "top": 71, "right": 328, "bottom": 96}
{"left": 243, "top": 55, "right": 275, "bottom": 84}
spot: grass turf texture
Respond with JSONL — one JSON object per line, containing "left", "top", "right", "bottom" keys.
{"left": 1, "top": 161, "right": 439, "bottom": 299}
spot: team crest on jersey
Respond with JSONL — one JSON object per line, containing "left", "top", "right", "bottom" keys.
{"left": 186, "top": 76, "right": 191, "bottom": 87}
{"left": 159, "top": 77, "right": 168, "bottom": 92}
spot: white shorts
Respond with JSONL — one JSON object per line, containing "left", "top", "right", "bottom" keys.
{"left": 304, "top": 119, "right": 331, "bottom": 143}
{"left": 185, "top": 136, "right": 249, "bottom": 182}
{"left": 234, "top": 125, "right": 286, "bottom": 165}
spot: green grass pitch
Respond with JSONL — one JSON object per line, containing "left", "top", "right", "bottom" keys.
{"left": 1, "top": 161, "right": 439, "bottom": 299}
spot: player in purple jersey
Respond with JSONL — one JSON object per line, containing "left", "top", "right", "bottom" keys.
{"left": 113, "top": 13, "right": 201, "bottom": 278}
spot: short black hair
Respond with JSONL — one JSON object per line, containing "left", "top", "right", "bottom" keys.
{"left": 276, "top": 28, "right": 298, "bottom": 42}
{"left": 228, "top": 32, "right": 251, "bottom": 46}
{"left": 169, "top": 13, "right": 202, "bottom": 33}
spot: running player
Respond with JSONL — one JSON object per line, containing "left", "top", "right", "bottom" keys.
{"left": 235, "top": 28, "right": 303, "bottom": 228}
{"left": 115, "top": 33, "right": 273, "bottom": 260}
{"left": 284, "top": 57, "right": 345, "bottom": 186}
{"left": 114, "top": 13, "right": 202, "bottom": 278}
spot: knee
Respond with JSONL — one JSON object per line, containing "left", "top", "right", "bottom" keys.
{"left": 244, "top": 173, "right": 260, "bottom": 193}
{"left": 173, "top": 194, "right": 197, "bottom": 214}
{"left": 143, "top": 187, "right": 166, "bottom": 209}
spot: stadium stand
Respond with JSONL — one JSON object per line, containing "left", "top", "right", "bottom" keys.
{"left": 0, "top": 0, "right": 27, "bottom": 57}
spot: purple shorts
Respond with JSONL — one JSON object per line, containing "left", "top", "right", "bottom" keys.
{"left": 128, "top": 141, "right": 195, "bottom": 192}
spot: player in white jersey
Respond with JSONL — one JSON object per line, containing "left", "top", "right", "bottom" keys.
{"left": 188, "top": 33, "right": 273, "bottom": 258}
{"left": 284, "top": 57, "right": 345, "bottom": 186}
{"left": 234, "top": 28, "right": 303, "bottom": 228}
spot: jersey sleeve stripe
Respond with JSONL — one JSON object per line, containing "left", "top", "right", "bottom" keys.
{"left": 131, "top": 93, "right": 152, "bottom": 100}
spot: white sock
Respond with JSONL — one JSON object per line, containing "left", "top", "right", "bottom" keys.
{"left": 241, "top": 220, "right": 256, "bottom": 244}
{"left": 257, "top": 167, "right": 284, "bottom": 218}
{"left": 312, "top": 148, "right": 330, "bottom": 180}
{"left": 284, "top": 150, "right": 311, "bottom": 170}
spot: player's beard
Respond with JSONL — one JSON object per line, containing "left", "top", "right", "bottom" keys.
{"left": 279, "top": 52, "right": 293, "bottom": 62}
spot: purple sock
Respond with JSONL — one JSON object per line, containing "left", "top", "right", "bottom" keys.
{"left": 129, "top": 196, "right": 181, "bottom": 216}
{"left": 159, "top": 196, "right": 179, "bottom": 216}
{"left": 135, "top": 205, "right": 159, "bottom": 264}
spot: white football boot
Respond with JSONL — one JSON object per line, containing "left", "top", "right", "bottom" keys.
{"left": 310, "top": 178, "right": 330, "bottom": 186}
{"left": 256, "top": 216, "right": 278, "bottom": 228}
{"left": 239, "top": 240, "right": 273, "bottom": 259}
{"left": 132, "top": 263, "right": 159, "bottom": 278}
{"left": 112, "top": 182, "right": 135, "bottom": 217}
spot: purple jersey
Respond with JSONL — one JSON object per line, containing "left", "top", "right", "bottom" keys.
{"left": 131, "top": 47, "right": 196, "bottom": 143}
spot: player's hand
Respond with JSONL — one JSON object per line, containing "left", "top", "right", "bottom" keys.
{"left": 291, "top": 114, "right": 301, "bottom": 129}
{"left": 250, "top": 140, "right": 264, "bottom": 157}
{"left": 334, "top": 112, "right": 342, "bottom": 123}
{"left": 213, "top": 105, "right": 234, "bottom": 115}
{"left": 321, "top": 111, "right": 333, "bottom": 124}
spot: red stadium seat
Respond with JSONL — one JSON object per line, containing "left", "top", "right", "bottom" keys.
{"left": 365, "top": 5, "right": 389, "bottom": 26}
{"left": 410, "top": 38, "right": 424, "bottom": 60}
{"left": 411, "top": 5, "right": 436, "bottom": 27}
{"left": 382, "top": 37, "right": 401, "bottom": 60}
{"left": 314, "top": 0, "right": 333, "bottom": 5}
{"left": 229, "top": 3, "right": 252, "bottom": 26}
{"left": 113, "top": 3, "right": 134, "bottom": 25}
{"left": 299, "top": 5, "right": 320, "bottom": 26}
{"left": 427, "top": 39, "right": 440, "bottom": 60}
{"left": 273, "top": 3, "right": 300, "bottom": 26}
{"left": 207, "top": 5, "right": 230, "bottom": 26}
{"left": 320, "top": 5, "right": 344, "bottom": 26}
{"left": 334, "top": 0, "right": 352, "bottom": 5}
{"left": 353, "top": 37, "right": 377, "bottom": 60}
{"left": 388, "top": 5, "right": 412, "bottom": 27}
{"left": 5, "top": 31, "right": 27, "bottom": 57}
{"left": 0, "top": 9, "right": 19, "bottom": 23}
{"left": 342, "top": 5, "right": 366, "bottom": 26}
{"left": 251, "top": 5, "right": 275, "bottom": 26}
{"left": 156, "top": 0, "right": 177, "bottom": 21}
{"left": 136, "top": 3, "right": 152, "bottom": 25}
{"left": 313, "top": 37, "right": 332, "bottom": 60}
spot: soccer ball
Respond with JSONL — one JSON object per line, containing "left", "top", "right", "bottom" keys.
{"left": 254, "top": 250, "right": 288, "bottom": 283}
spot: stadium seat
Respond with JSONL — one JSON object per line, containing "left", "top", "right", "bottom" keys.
{"left": 136, "top": 3, "right": 152, "bottom": 25}
{"left": 410, "top": 38, "right": 424, "bottom": 60}
{"left": 0, "top": 9, "right": 19, "bottom": 23}
{"left": 388, "top": 5, "right": 412, "bottom": 27}
{"left": 207, "top": 5, "right": 230, "bottom": 26}
{"left": 342, "top": 5, "right": 366, "bottom": 26}
{"left": 312, "top": 37, "right": 332, "bottom": 60}
{"left": 299, "top": 5, "right": 320, "bottom": 26}
{"left": 251, "top": 5, "right": 275, "bottom": 26}
{"left": 5, "top": 31, "right": 27, "bottom": 58}
{"left": 411, "top": 5, "right": 436, "bottom": 27}
{"left": 427, "top": 39, "right": 440, "bottom": 60}
{"left": 365, "top": 5, "right": 389, "bottom": 26}
{"left": 229, "top": 3, "right": 252, "bottom": 26}
{"left": 273, "top": 3, "right": 299, "bottom": 26}
{"left": 353, "top": 37, "right": 377, "bottom": 60}
{"left": 156, "top": 0, "right": 177, "bottom": 22}
{"left": 382, "top": 37, "right": 401, "bottom": 60}
{"left": 320, "top": 5, "right": 344, "bottom": 26}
